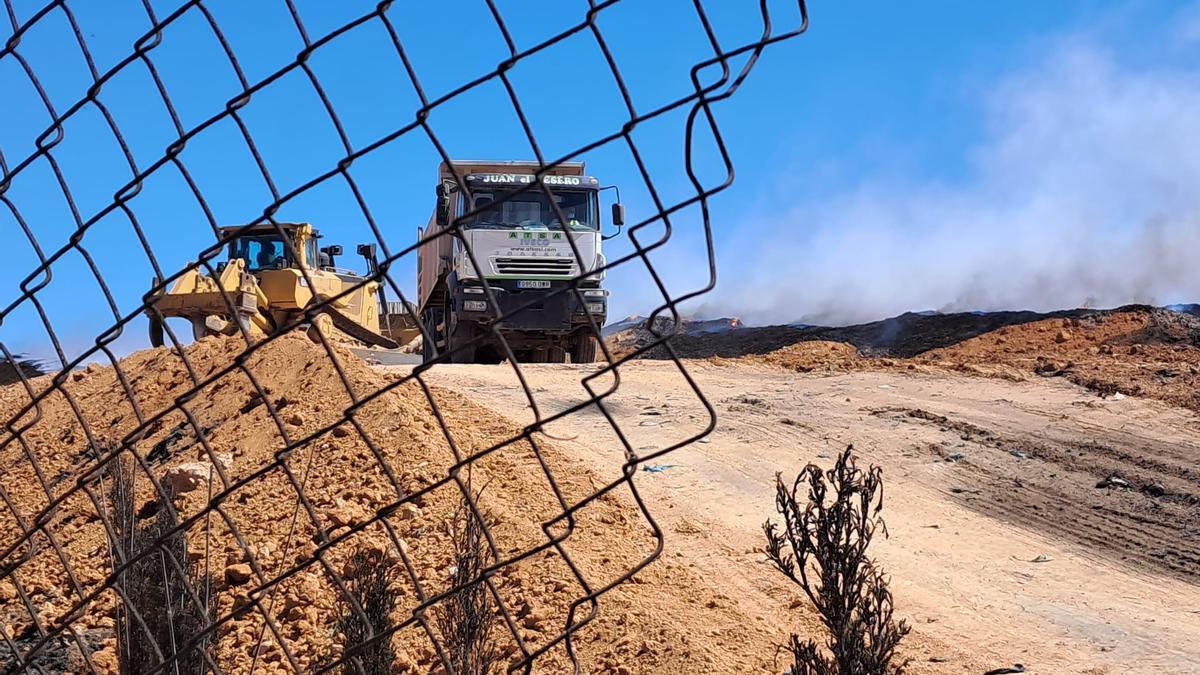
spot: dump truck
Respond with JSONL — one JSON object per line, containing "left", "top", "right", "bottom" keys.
{"left": 417, "top": 161, "right": 621, "bottom": 364}
{"left": 147, "top": 222, "right": 414, "bottom": 348}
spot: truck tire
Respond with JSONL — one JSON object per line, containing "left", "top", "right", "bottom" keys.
{"left": 570, "top": 335, "right": 597, "bottom": 363}
{"left": 421, "top": 309, "right": 442, "bottom": 363}
{"left": 546, "top": 346, "right": 567, "bottom": 363}
{"left": 448, "top": 321, "right": 478, "bottom": 364}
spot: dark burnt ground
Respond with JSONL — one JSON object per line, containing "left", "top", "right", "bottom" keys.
{"left": 620, "top": 307, "right": 1112, "bottom": 360}
{"left": 871, "top": 406, "right": 1200, "bottom": 582}
{"left": 615, "top": 304, "right": 1200, "bottom": 361}
{"left": 0, "top": 355, "right": 45, "bottom": 386}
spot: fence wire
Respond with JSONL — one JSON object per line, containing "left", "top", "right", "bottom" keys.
{"left": 0, "top": 1, "right": 807, "bottom": 673}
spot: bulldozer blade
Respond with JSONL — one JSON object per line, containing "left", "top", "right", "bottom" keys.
{"left": 311, "top": 295, "right": 399, "bottom": 349}
{"left": 205, "top": 314, "right": 231, "bottom": 335}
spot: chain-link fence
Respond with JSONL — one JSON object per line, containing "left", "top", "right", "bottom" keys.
{"left": 0, "top": 1, "right": 807, "bottom": 672}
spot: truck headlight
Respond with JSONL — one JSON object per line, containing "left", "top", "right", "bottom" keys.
{"left": 464, "top": 300, "right": 487, "bottom": 312}
{"left": 587, "top": 253, "right": 606, "bottom": 281}
{"left": 586, "top": 302, "right": 605, "bottom": 314}
{"left": 583, "top": 289, "right": 607, "bottom": 297}
{"left": 457, "top": 254, "right": 477, "bottom": 279}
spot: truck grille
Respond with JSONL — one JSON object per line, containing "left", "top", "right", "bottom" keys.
{"left": 493, "top": 257, "right": 575, "bottom": 276}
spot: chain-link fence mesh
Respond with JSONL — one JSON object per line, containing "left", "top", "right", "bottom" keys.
{"left": 0, "top": 1, "right": 807, "bottom": 672}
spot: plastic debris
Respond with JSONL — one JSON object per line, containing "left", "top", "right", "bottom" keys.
{"left": 641, "top": 464, "right": 677, "bottom": 473}
{"left": 1096, "top": 474, "right": 1131, "bottom": 490}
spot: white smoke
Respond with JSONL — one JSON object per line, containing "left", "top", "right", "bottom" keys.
{"left": 704, "top": 42, "right": 1200, "bottom": 326}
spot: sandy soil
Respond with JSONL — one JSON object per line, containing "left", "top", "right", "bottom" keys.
{"left": 405, "top": 359, "right": 1200, "bottom": 674}
{"left": 3, "top": 320, "right": 1197, "bottom": 673}
{"left": 0, "top": 335, "right": 816, "bottom": 674}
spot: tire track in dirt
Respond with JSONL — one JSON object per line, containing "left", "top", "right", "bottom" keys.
{"left": 411, "top": 361, "right": 1200, "bottom": 670}
{"left": 875, "top": 406, "right": 1200, "bottom": 581}
{"left": 950, "top": 463, "right": 1200, "bottom": 578}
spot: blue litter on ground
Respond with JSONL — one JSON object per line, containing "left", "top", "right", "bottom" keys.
{"left": 642, "top": 464, "right": 677, "bottom": 473}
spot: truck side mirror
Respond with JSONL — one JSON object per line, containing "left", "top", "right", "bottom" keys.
{"left": 611, "top": 203, "right": 625, "bottom": 226}
{"left": 356, "top": 243, "right": 376, "bottom": 258}
{"left": 322, "top": 245, "right": 343, "bottom": 257}
{"left": 435, "top": 183, "right": 451, "bottom": 227}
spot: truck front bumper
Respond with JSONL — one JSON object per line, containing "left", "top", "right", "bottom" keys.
{"left": 454, "top": 281, "right": 606, "bottom": 332}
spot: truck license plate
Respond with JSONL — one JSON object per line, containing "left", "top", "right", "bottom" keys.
{"left": 517, "top": 280, "right": 551, "bottom": 289}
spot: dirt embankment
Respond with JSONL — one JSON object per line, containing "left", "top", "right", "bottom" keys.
{"left": 922, "top": 309, "right": 1200, "bottom": 412}
{"left": 615, "top": 307, "right": 1200, "bottom": 414}
{"left": 682, "top": 310, "right": 1200, "bottom": 582}
{"left": 610, "top": 307, "right": 1102, "bottom": 360}
{"left": 0, "top": 333, "right": 773, "bottom": 673}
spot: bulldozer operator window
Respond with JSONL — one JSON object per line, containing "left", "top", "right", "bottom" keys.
{"left": 304, "top": 237, "right": 318, "bottom": 269}
{"left": 461, "top": 190, "right": 597, "bottom": 232}
{"left": 231, "top": 235, "right": 289, "bottom": 271}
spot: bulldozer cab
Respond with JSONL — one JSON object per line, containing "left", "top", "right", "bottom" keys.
{"left": 220, "top": 223, "right": 319, "bottom": 273}
{"left": 148, "top": 220, "right": 412, "bottom": 350}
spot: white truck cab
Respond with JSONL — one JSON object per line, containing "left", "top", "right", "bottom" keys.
{"left": 417, "top": 161, "right": 622, "bottom": 364}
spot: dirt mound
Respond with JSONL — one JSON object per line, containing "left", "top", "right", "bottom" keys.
{"left": 626, "top": 306, "right": 1200, "bottom": 414}
{"left": 603, "top": 315, "right": 742, "bottom": 339}
{"left": 606, "top": 316, "right": 750, "bottom": 358}
{"left": 0, "top": 333, "right": 771, "bottom": 673}
{"left": 922, "top": 310, "right": 1200, "bottom": 412}
{"left": 611, "top": 322, "right": 808, "bottom": 360}
{"left": 729, "top": 340, "right": 866, "bottom": 373}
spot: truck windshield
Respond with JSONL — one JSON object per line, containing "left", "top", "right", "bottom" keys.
{"left": 230, "top": 235, "right": 289, "bottom": 271}
{"left": 460, "top": 189, "right": 597, "bottom": 232}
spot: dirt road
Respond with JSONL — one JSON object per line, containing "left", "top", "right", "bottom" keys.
{"left": 386, "top": 359, "right": 1200, "bottom": 673}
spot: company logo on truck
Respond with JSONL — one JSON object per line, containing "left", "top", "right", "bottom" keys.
{"left": 467, "top": 173, "right": 599, "bottom": 187}
{"left": 508, "top": 232, "right": 564, "bottom": 240}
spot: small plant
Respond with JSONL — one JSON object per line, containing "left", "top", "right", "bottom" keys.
{"left": 106, "top": 455, "right": 214, "bottom": 674}
{"left": 334, "top": 549, "right": 399, "bottom": 674}
{"left": 434, "top": 491, "right": 498, "bottom": 675}
{"left": 763, "top": 446, "right": 910, "bottom": 675}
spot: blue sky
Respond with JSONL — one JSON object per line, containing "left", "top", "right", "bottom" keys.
{"left": 2, "top": 1, "right": 1198, "bottom": 366}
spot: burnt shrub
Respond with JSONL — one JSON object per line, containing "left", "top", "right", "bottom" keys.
{"left": 333, "top": 548, "right": 400, "bottom": 674}
{"left": 106, "top": 455, "right": 215, "bottom": 674}
{"left": 763, "top": 446, "right": 909, "bottom": 675}
{"left": 434, "top": 491, "right": 498, "bottom": 675}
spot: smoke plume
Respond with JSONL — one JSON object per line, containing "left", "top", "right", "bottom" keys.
{"left": 707, "top": 43, "right": 1200, "bottom": 326}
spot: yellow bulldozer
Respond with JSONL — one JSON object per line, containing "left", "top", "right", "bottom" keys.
{"left": 146, "top": 222, "right": 418, "bottom": 349}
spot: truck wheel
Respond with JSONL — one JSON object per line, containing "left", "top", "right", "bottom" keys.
{"left": 570, "top": 335, "right": 597, "bottom": 363}
{"left": 421, "top": 310, "right": 441, "bottom": 363}
{"left": 476, "top": 348, "right": 503, "bottom": 365}
{"left": 448, "top": 321, "right": 478, "bottom": 364}
{"left": 546, "top": 346, "right": 567, "bottom": 363}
